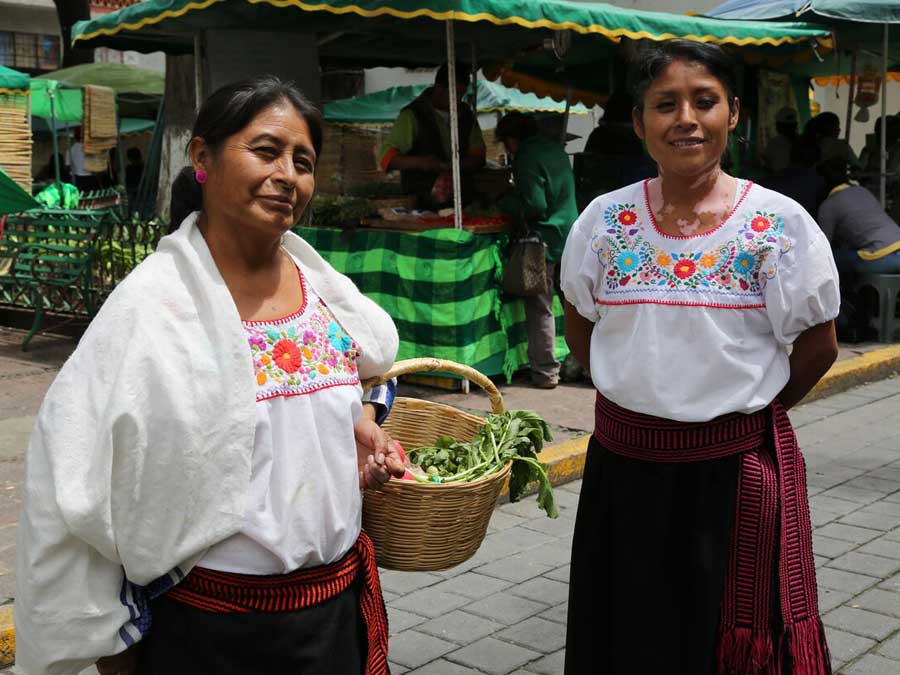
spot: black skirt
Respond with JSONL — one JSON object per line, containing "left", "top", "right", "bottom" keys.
{"left": 566, "top": 436, "right": 740, "bottom": 675}
{"left": 138, "top": 580, "right": 368, "bottom": 674}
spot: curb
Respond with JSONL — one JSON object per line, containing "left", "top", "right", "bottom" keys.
{"left": 0, "top": 605, "right": 13, "bottom": 669}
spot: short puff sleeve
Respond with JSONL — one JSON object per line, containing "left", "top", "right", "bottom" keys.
{"left": 560, "top": 199, "right": 605, "bottom": 322}
{"left": 764, "top": 219, "right": 840, "bottom": 345}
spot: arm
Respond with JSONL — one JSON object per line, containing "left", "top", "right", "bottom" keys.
{"left": 564, "top": 300, "right": 594, "bottom": 371}
{"left": 777, "top": 320, "right": 838, "bottom": 410}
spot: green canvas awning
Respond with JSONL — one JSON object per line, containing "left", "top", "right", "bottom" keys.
{"left": 324, "top": 80, "right": 589, "bottom": 125}
{"left": 72, "top": 0, "right": 832, "bottom": 60}
{"left": 120, "top": 117, "right": 156, "bottom": 135}
{"left": 29, "top": 80, "right": 83, "bottom": 123}
{"left": 0, "top": 66, "right": 29, "bottom": 96}
{"left": 0, "top": 167, "right": 40, "bottom": 217}
{"left": 36, "top": 63, "right": 164, "bottom": 96}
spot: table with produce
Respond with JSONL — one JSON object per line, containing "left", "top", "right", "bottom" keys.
{"left": 297, "top": 179, "right": 567, "bottom": 381}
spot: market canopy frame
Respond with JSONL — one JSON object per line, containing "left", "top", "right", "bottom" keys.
{"left": 72, "top": 0, "right": 834, "bottom": 59}
{"left": 323, "top": 80, "right": 590, "bottom": 125}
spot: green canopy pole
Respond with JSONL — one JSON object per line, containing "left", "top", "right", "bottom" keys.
{"left": 881, "top": 24, "right": 889, "bottom": 208}
{"left": 48, "top": 89, "right": 61, "bottom": 194}
{"left": 446, "top": 19, "right": 462, "bottom": 231}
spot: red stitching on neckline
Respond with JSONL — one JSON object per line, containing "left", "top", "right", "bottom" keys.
{"left": 643, "top": 178, "right": 753, "bottom": 241}
{"left": 241, "top": 266, "right": 309, "bottom": 326}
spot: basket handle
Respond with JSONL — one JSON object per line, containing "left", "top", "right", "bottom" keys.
{"left": 362, "top": 358, "right": 505, "bottom": 414}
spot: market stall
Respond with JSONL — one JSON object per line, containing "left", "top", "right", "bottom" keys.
{"left": 293, "top": 225, "right": 565, "bottom": 382}
{"left": 70, "top": 0, "right": 833, "bottom": 380}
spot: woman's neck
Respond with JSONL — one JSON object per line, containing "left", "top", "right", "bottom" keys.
{"left": 650, "top": 165, "right": 736, "bottom": 237}
{"left": 198, "top": 212, "right": 284, "bottom": 279}
{"left": 658, "top": 164, "right": 723, "bottom": 205}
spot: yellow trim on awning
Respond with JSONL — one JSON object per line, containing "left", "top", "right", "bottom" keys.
{"left": 814, "top": 73, "right": 900, "bottom": 87}
{"left": 74, "top": 0, "right": 831, "bottom": 48}
{"left": 0, "top": 88, "right": 30, "bottom": 96}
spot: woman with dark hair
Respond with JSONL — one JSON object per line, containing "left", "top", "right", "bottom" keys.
{"left": 561, "top": 40, "right": 838, "bottom": 674}
{"left": 16, "top": 75, "right": 403, "bottom": 675}
{"left": 496, "top": 111, "right": 578, "bottom": 388}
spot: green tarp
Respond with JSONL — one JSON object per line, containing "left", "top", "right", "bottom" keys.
{"left": 0, "top": 66, "right": 29, "bottom": 94}
{"left": 36, "top": 63, "right": 164, "bottom": 96}
{"left": 72, "top": 0, "right": 832, "bottom": 60}
{"left": 0, "top": 167, "right": 39, "bottom": 217}
{"left": 324, "top": 81, "right": 589, "bottom": 125}
{"left": 29, "top": 80, "right": 83, "bottom": 123}
{"left": 294, "top": 225, "right": 566, "bottom": 378}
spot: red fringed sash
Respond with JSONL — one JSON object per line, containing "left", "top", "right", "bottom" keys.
{"left": 165, "top": 531, "right": 389, "bottom": 675}
{"left": 594, "top": 393, "right": 831, "bottom": 675}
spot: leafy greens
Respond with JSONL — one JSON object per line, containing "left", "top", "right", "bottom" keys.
{"left": 407, "top": 410, "right": 558, "bottom": 518}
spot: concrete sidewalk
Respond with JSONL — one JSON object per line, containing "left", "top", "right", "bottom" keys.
{"left": 383, "top": 376, "right": 900, "bottom": 675}
{"left": 1, "top": 327, "right": 900, "bottom": 671}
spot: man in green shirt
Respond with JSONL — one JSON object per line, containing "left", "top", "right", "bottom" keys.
{"left": 496, "top": 112, "right": 578, "bottom": 388}
{"left": 379, "top": 63, "right": 486, "bottom": 209}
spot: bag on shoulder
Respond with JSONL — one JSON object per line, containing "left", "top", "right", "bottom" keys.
{"left": 503, "top": 234, "right": 547, "bottom": 297}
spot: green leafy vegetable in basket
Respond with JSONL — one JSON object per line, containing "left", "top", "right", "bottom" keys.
{"left": 406, "top": 410, "right": 558, "bottom": 518}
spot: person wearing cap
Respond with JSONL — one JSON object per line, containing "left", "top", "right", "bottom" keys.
{"left": 763, "top": 106, "right": 798, "bottom": 174}
{"left": 379, "top": 64, "right": 486, "bottom": 209}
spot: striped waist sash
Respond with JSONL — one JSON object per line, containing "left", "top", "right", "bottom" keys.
{"left": 594, "top": 393, "right": 831, "bottom": 675}
{"left": 166, "top": 531, "right": 389, "bottom": 675}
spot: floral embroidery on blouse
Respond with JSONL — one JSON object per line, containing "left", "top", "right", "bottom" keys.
{"left": 590, "top": 196, "right": 792, "bottom": 305}
{"left": 245, "top": 300, "right": 360, "bottom": 401}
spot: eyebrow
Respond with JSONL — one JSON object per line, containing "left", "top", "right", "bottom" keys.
{"left": 248, "top": 133, "right": 316, "bottom": 158}
{"left": 650, "top": 86, "right": 722, "bottom": 98}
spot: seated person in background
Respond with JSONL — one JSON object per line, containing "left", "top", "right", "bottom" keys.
{"left": 378, "top": 63, "right": 486, "bottom": 209}
{"left": 818, "top": 161, "right": 900, "bottom": 275}
{"left": 763, "top": 106, "right": 798, "bottom": 174}
{"left": 759, "top": 136, "right": 826, "bottom": 217}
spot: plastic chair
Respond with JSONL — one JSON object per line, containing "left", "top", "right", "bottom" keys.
{"left": 855, "top": 273, "right": 900, "bottom": 342}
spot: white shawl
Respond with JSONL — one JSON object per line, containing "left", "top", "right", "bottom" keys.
{"left": 14, "top": 213, "right": 398, "bottom": 674}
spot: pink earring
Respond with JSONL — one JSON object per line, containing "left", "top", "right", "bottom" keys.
{"left": 195, "top": 169, "right": 207, "bottom": 184}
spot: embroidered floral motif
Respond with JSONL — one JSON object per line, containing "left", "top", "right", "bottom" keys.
{"left": 591, "top": 200, "right": 791, "bottom": 299}
{"left": 246, "top": 301, "right": 360, "bottom": 401}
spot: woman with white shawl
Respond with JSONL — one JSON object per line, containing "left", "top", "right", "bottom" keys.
{"left": 16, "top": 76, "right": 403, "bottom": 675}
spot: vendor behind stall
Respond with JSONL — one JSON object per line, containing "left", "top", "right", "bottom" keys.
{"left": 496, "top": 112, "right": 577, "bottom": 389}
{"left": 378, "top": 63, "right": 486, "bottom": 209}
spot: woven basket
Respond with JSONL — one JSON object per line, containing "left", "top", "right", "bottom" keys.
{"left": 361, "top": 358, "right": 507, "bottom": 571}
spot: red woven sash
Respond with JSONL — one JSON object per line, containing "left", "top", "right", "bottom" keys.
{"left": 594, "top": 393, "right": 831, "bottom": 675}
{"left": 165, "top": 531, "right": 389, "bottom": 675}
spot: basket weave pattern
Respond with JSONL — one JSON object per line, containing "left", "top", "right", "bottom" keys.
{"left": 362, "top": 359, "right": 509, "bottom": 571}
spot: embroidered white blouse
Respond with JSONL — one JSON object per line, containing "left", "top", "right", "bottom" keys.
{"left": 560, "top": 179, "right": 840, "bottom": 423}
{"left": 200, "top": 269, "right": 363, "bottom": 574}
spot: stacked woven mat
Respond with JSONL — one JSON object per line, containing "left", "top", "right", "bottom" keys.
{"left": 82, "top": 85, "right": 117, "bottom": 173}
{"left": 0, "top": 93, "right": 33, "bottom": 192}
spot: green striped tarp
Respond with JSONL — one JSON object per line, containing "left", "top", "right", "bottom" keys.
{"left": 294, "top": 226, "right": 567, "bottom": 380}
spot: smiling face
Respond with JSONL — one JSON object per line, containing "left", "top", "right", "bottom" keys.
{"left": 191, "top": 100, "right": 317, "bottom": 237}
{"left": 633, "top": 58, "right": 739, "bottom": 180}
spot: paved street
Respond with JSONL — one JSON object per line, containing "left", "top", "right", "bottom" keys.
{"left": 381, "top": 377, "right": 900, "bottom": 675}
{"left": 1, "top": 327, "right": 899, "bottom": 673}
